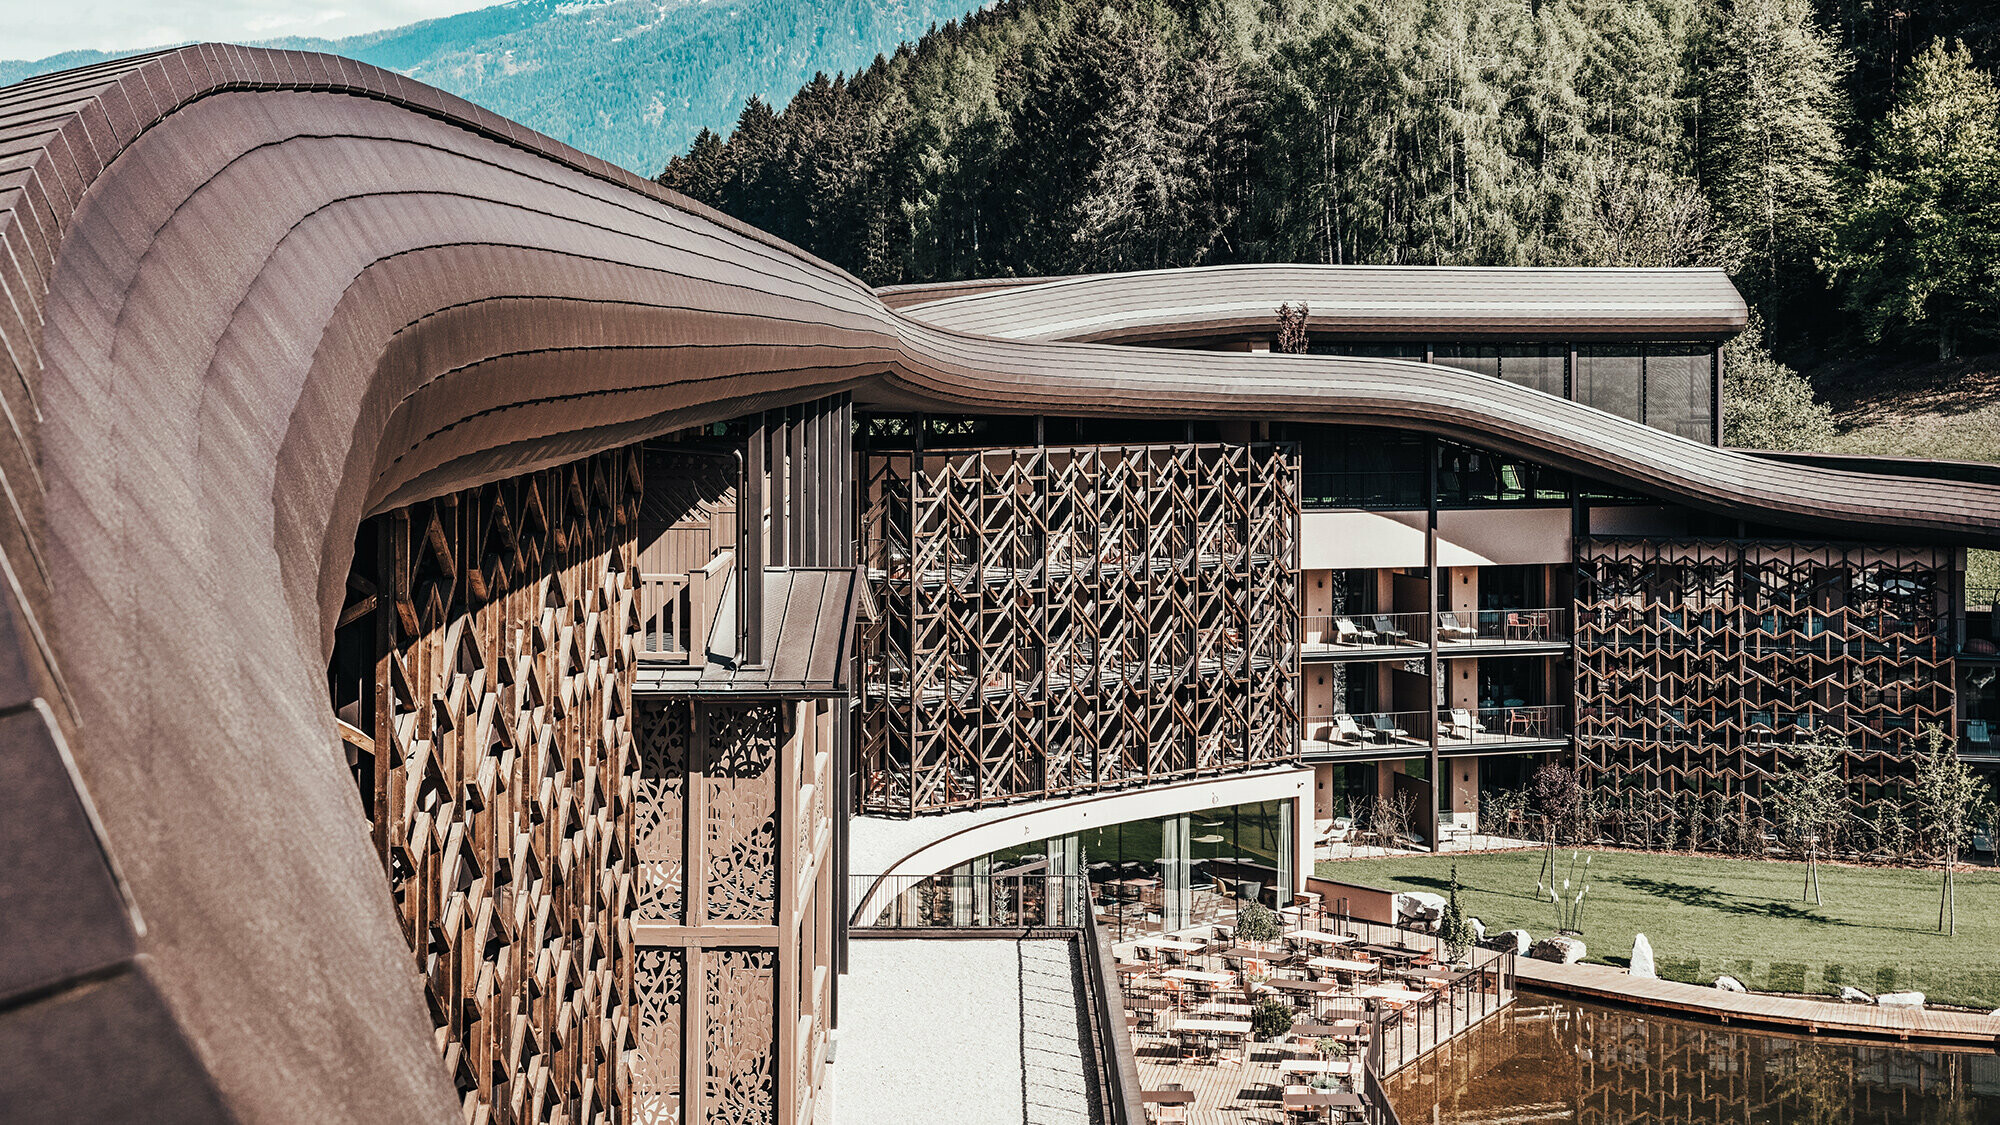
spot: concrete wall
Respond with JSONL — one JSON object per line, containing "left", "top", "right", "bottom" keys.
{"left": 1304, "top": 507, "right": 1574, "bottom": 571}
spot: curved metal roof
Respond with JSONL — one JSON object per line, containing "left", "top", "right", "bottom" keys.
{"left": 0, "top": 44, "right": 1991, "bottom": 1122}
{"left": 887, "top": 264, "right": 1751, "bottom": 342}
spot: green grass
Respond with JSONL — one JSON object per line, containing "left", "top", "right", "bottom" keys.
{"left": 1319, "top": 849, "right": 2000, "bottom": 1008}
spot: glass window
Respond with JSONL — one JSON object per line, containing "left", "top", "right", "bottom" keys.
{"left": 1644, "top": 344, "right": 1713, "bottom": 443}
{"left": 1576, "top": 346, "right": 1643, "bottom": 423}
{"left": 1433, "top": 344, "right": 1500, "bottom": 378}
{"left": 1499, "top": 344, "right": 1566, "bottom": 397}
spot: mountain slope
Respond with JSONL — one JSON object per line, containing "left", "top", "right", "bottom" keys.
{"left": 0, "top": 0, "right": 991, "bottom": 174}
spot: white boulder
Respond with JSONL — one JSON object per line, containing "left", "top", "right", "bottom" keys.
{"left": 1468, "top": 916, "right": 1487, "bottom": 942}
{"left": 1531, "top": 936, "right": 1585, "bottom": 965}
{"left": 1628, "top": 933, "right": 1656, "bottom": 979}
{"left": 1393, "top": 892, "right": 1447, "bottom": 924}
{"left": 1714, "top": 975, "right": 1748, "bottom": 993}
{"left": 1838, "top": 986, "right": 1873, "bottom": 1004}
{"left": 1489, "top": 929, "right": 1532, "bottom": 956}
{"left": 1877, "top": 991, "right": 1926, "bottom": 1011}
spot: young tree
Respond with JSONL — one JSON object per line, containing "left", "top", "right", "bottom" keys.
{"left": 1832, "top": 39, "right": 2000, "bottom": 359}
{"left": 1440, "top": 863, "right": 1476, "bottom": 962}
{"left": 1911, "top": 726, "right": 1996, "bottom": 934}
{"left": 1766, "top": 732, "right": 1849, "bottom": 905}
{"left": 1530, "top": 760, "right": 1586, "bottom": 894}
{"left": 1722, "top": 313, "right": 1837, "bottom": 450}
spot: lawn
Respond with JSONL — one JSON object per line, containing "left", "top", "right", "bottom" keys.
{"left": 1319, "top": 849, "right": 2000, "bottom": 1009}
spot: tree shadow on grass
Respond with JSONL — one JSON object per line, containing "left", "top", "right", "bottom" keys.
{"left": 1392, "top": 873, "right": 1545, "bottom": 904}
{"left": 1616, "top": 876, "right": 1874, "bottom": 928}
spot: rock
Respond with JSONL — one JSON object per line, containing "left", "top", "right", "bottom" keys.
{"left": 1531, "top": 936, "right": 1585, "bottom": 965}
{"left": 1487, "top": 929, "right": 1532, "bottom": 956}
{"left": 1393, "top": 892, "right": 1447, "bottom": 925}
{"left": 1877, "top": 991, "right": 1926, "bottom": 1011}
{"left": 1838, "top": 986, "right": 1873, "bottom": 1004}
{"left": 1714, "top": 975, "right": 1748, "bottom": 993}
{"left": 1628, "top": 934, "right": 1656, "bottom": 979}
{"left": 1468, "top": 916, "right": 1487, "bottom": 942}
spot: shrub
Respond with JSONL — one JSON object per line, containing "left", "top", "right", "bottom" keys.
{"left": 1236, "top": 902, "right": 1281, "bottom": 943}
{"left": 1252, "top": 998, "right": 1294, "bottom": 1040}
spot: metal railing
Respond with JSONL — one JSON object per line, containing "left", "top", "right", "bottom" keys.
{"left": 1460, "top": 606, "right": 1570, "bottom": 645}
{"left": 1303, "top": 707, "right": 1568, "bottom": 752}
{"left": 849, "top": 872, "right": 1092, "bottom": 929}
{"left": 1302, "top": 612, "right": 1430, "bottom": 652}
{"left": 1302, "top": 470, "right": 1428, "bottom": 511}
{"left": 1082, "top": 899, "right": 1148, "bottom": 1125}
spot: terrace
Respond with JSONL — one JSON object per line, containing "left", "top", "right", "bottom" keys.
{"left": 1301, "top": 609, "right": 1570, "bottom": 661}
{"left": 851, "top": 874, "right": 1516, "bottom": 1125}
{"left": 1300, "top": 706, "right": 1568, "bottom": 757}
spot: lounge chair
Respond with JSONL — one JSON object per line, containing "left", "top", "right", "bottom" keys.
{"left": 1333, "top": 714, "right": 1371, "bottom": 745}
{"left": 1333, "top": 616, "right": 1375, "bottom": 646}
{"left": 1370, "top": 713, "right": 1408, "bottom": 741}
{"left": 1371, "top": 615, "right": 1409, "bottom": 644}
{"left": 1437, "top": 612, "right": 1477, "bottom": 642}
{"left": 1443, "top": 708, "right": 1484, "bottom": 740}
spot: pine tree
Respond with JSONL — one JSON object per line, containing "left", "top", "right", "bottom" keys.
{"left": 1831, "top": 38, "right": 2000, "bottom": 359}
{"left": 1722, "top": 313, "right": 1837, "bottom": 449}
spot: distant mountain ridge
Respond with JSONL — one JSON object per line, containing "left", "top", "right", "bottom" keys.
{"left": 0, "top": 0, "right": 990, "bottom": 174}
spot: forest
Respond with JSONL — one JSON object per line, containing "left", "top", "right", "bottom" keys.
{"left": 660, "top": 0, "right": 2000, "bottom": 448}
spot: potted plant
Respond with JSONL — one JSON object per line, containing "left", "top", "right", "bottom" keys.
{"left": 1251, "top": 997, "right": 1294, "bottom": 1041}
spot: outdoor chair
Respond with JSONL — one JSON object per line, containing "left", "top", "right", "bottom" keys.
{"left": 1369, "top": 713, "right": 1408, "bottom": 741}
{"left": 1505, "top": 611, "right": 1546, "bottom": 641}
{"left": 1437, "top": 612, "right": 1477, "bottom": 642}
{"left": 1333, "top": 617, "right": 1375, "bottom": 646}
{"left": 1370, "top": 615, "right": 1409, "bottom": 644}
{"left": 1334, "top": 714, "right": 1372, "bottom": 745}
{"left": 1442, "top": 708, "right": 1484, "bottom": 740}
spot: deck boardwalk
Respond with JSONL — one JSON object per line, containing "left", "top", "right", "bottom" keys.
{"left": 1514, "top": 957, "right": 2000, "bottom": 1047}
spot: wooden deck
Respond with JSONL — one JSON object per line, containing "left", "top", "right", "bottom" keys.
{"left": 1513, "top": 957, "right": 2000, "bottom": 1048}
{"left": 1134, "top": 1039, "right": 1339, "bottom": 1125}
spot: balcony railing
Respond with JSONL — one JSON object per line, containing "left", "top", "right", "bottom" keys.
{"left": 1303, "top": 612, "right": 1429, "bottom": 653}
{"left": 1575, "top": 705, "right": 1944, "bottom": 752}
{"left": 1456, "top": 607, "right": 1570, "bottom": 646}
{"left": 637, "top": 551, "right": 731, "bottom": 663}
{"left": 1303, "top": 707, "right": 1568, "bottom": 753}
{"left": 850, "top": 872, "right": 1093, "bottom": 929}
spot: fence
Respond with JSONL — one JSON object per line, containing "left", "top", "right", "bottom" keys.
{"left": 849, "top": 872, "right": 1093, "bottom": 929}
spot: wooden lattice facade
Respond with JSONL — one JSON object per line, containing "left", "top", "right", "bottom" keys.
{"left": 1573, "top": 538, "right": 1958, "bottom": 831}
{"left": 858, "top": 441, "right": 1302, "bottom": 816}
{"left": 330, "top": 446, "right": 643, "bottom": 1125}
{"left": 627, "top": 698, "right": 838, "bottom": 1125}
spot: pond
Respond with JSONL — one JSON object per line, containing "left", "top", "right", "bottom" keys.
{"left": 1389, "top": 992, "right": 2000, "bottom": 1124}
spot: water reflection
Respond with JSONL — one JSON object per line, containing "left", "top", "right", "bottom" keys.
{"left": 1390, "top": 994, "right": 2000, "bottom": 1124}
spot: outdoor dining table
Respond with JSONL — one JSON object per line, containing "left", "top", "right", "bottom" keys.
{"left": 1281, "top": 1058, "right": 1359, "bottom": 1076}
{"left": 1140, "top": 1090, "right": 1196, "bottom": 1104}
{"left": 1126, "top": 995, "right": 1174, "bottom": 1010}
{"left": 1283, "top": 1089, "right": 1366, "bottom": 1110}
{"left": 1292, "top": 1020, "right": 1366, "bottom": 1038}
{"left": 1162, "top": 968, "right": 1234, "bottom": 984}
{"left": 1264, "top": 978, "right": 1337, "bottom": 994}
{"left": 1171, "top": 1017, "right": 1251, "bottom": 1034}
{"left": 1308, "top": 956, "right": 1378, "bottom": 974}
{"left": 1356, "top": 985, "right": 1427, "bottom": 1003}
{"left": 1136, "top": 937, "right": 1206, "bottom": 953}
{"left": 1400, "top": 967, "right": 1455, "bottom": 982}
{"left": 1290, "top": 930, "right": 1356, "bottom": 947}
{"left": 1357, "top": 944, "right": 1424, "bottom": 963}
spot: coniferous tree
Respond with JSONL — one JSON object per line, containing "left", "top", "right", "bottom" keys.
{"left": 1831, "top": 38, "right": 2000, "bottom": 359}
{"left": 1700, "top": 0, "right": 1850, "bottom": 324}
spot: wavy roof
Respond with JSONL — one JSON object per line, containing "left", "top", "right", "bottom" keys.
{"left": 887, "top": 264, "right": 1750, "bottom": 343}
{"left": 0, "top": 44, "right": 1993, "bottom": 1121}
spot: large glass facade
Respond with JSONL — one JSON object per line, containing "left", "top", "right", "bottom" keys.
{"left": 911, "top": 799, "right": 1296, "bottom": 936}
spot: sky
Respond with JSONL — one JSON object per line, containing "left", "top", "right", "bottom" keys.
{"left": 3, "top": 0, "right": 499, "bottom": 61}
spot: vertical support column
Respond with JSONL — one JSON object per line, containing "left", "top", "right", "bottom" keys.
{"left": 1710, "top": 345, "right": 1725, "bottom": 446}
{"left": 1162, "top": 812, "right": 1192, "bottom": 932}
{"left": 789, "top": 404, "right": 808, "bottom": 566}
{"left": 772, "top": 408, "right": 790, "bottom": 569}
{"left": 1425, "top": 436, "right": 1442, "bottom": 852}
{"left": 742, "top": 413, "right": 768, "bottom": 668}
{"left": 1277, "top": 798, "right": 1296, "bottom": 908}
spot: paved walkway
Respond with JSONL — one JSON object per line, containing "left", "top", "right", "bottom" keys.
{"left": 1513, "top": 956, "right": 2000, "bottom": 1048}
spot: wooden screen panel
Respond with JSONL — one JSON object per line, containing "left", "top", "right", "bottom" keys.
{"left": 342, "top": 444, "right": 643, "bottom": 1124}
{"left": 858, "top": 441, "right": 1301, "bottom": 816}
{"left": 1574, "top": 538, "right": 1957, "bottom": 838}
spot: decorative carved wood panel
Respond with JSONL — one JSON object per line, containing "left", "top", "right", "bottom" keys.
{"left": 1574, "top": 538, "right": 1957, "bottom": 834}
{"left": 858, "top": 441, "right": 1301, "bottom": 816}
{"left": 629, "top": 698, "right": 834, "bottom": 1125}
{"left": 338, "top": 445, "right": 643, "bottom": 1125}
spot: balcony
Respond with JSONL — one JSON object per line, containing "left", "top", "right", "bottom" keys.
{"left": 1444, "top": 607, "right": 1570, "bottom": 651}
{"left": 1303, "top": 613, "right": 1430, "bottom": 659}
{"left": 1302, "top": 707, "right": 1569, "bottom": 757}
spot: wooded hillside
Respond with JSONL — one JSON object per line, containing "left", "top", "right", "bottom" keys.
{"left": 661, "top": 0, "right": 2000, "bottom": 398}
